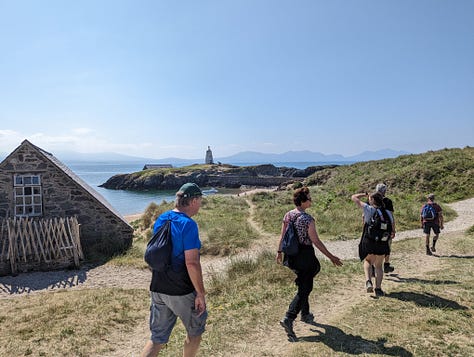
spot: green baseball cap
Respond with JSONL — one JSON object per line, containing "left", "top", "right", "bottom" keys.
{"left": 178, "top": 183, "right": 203, "bottom": 198}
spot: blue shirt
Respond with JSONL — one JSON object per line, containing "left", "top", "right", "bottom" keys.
{"left": 153, "top": 210, "right": 201, "bottom": 269}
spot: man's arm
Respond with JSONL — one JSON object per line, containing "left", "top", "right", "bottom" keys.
{"left": 388, "top": 210, "right": 396, "bottom": 237}
{"left": 185, "top": 248, "right": 206, "bottom": 315}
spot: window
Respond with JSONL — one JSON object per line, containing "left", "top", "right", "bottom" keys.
{"left": 14, "top": 174, "right": 43, "bottom": 217}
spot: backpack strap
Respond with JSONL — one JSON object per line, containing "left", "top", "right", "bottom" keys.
{"left": 287, "top": 211, "right": 302, "bottom": 242}
{"left": 286, "top": 210, "right": 302, "bottom": 224}
{"left": 378, "top": 208, "right": 390, "bottom": 222}
{"left": 379, "top": 208, "right": 393, "bottom": 232}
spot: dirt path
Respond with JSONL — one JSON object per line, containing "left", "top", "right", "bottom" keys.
{"left": 243, "top": 234, "right": 460, "bottom": 357}
{"left": 210, "top": 196, "right": 474, "bottom": 356}
{"left": 200, "top": 195, "right": 277, "bottom": 274}
{"left": 1, "top": 197, "right": 473, "bottom": 297}
{"left": 203, "top": 197, "right": 474, "bottom": 271}
{"left": 0, "top": 196, "right": 473, "bottom": 356}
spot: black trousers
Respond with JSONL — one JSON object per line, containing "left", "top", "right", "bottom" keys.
{"left": 285, "top": 246, "right": 321, "bottom": 320}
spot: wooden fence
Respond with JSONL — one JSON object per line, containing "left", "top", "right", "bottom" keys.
{"left": 0, "top": 216, "right": 84, "bottom": 276}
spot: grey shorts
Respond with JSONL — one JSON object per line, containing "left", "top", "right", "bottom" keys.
{"left": 149, "top": 291, "right": 208, "bottom": 344}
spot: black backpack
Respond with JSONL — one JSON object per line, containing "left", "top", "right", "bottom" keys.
{"left": 144, "top": 220, "right": 173, "bottom": 271}
{"left": 366, "top": 208, "right": 392, "bottom": 242}
{"left": 282, "top": 221, "right": 299, "bottom": 256}
{"left": 281, "top": 215, "right": 300, "bottom": 256}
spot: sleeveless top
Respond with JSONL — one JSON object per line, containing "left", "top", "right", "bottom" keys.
{"left": 283, "top": 209, "right": 314, "bottom": 246}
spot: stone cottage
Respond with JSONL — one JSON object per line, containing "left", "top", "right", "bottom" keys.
{"left": 0, "top": 140, "right": 134, "bottom": 260}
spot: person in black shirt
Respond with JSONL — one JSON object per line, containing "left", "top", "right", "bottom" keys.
{"left": 421, "top": 193, "right": 444, "bottom": 255}
{"left": 376, "top": 184, "right": 396, "bottom": 273}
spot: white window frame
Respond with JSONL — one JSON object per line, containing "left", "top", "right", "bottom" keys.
{"left": 13, "top": 174, "right": 43, "bottom": 217}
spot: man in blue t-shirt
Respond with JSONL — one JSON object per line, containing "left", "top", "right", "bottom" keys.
{"left": 141, "top": 183, "right": 207, "bottom": 357}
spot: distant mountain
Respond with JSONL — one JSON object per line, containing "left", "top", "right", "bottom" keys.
{"left": 217, "top": 150, "right": 346, "bottom": 163}
{"left": 0, "top": 148, "right": 411, "bottom": 165}
{"left": 53, "top": 150, "right": 158, "bottom": 163}
{"left": 215, "top": 149, "right": 410, "bottom": 164}
{"left": 345, "top": 149, "right": 411, "bottom": 162}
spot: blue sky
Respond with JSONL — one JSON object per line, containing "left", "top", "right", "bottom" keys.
{"left": 0, "top": 0, "right": 473, "bottom": 159}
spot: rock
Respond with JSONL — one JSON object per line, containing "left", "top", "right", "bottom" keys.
{"left": 99, "top": 164, "right": 338, "bottom": 191}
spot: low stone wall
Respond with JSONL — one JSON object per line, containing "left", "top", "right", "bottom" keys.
{"left": 206, "top": 175, "right": 299, "bottom": 188}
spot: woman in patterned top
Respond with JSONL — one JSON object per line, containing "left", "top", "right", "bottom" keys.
{"left": 276, "top": 186, "right": 343, "bottom": 340}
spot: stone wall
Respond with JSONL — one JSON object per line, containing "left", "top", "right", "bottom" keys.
{"left": 206, "top": 175, "right": 299, "bottom": 188}
{"left": 0, "top": 142, "right": 133, "bottom": 257}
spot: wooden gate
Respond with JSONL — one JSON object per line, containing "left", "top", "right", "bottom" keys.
{"left": 0, "top": 216, "right": 84, "bottom": 276}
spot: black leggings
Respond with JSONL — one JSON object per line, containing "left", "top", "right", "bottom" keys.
{"left": 285, "top": 247, "right": 321, "bottom": 320}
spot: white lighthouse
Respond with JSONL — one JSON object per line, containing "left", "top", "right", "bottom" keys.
{"left": 205, "top": 146, "right": 214, "bottom": 165}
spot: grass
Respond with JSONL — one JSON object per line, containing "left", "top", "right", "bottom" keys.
{"left": 109, "top": 194, "right": 260, "bottom": 266}
{"left": 249, "top": 187, "right": 458, "bottom": 241}
{"left": 2, "top": 147, "right": 473, "bottom": 356}
{"left": 305, "top": 147, "right": 474, "bottom": 202}
{"left": 202, "top": 231, "right": 474, "bottom": 356}
{"left": 1, "top": 232, "right": 472, "bottom": 356}
{"left": 0, "top": 289, "right": 150, "bottom": 356}
{"left": 249, "top": 146, "right": 473, "bottom": 240}
{"left": 104, "top": 147, "right": 471, "bottom": 266}
{"left": 337, "top": 235, "right": 474, "bottom": 356}
{"left": 196, "top": 195, "right": 260, "bottom": 255}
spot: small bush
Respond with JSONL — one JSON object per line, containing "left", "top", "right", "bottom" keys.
{"left": 466, "top": 225, "right": 474, "bottom": 236}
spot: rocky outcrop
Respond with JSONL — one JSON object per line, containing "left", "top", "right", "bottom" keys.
{"left": 99, "top": 164, "right": 338, "bottom": 191}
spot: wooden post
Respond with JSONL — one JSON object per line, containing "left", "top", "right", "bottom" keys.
{"left": 7, "top": 219, "right": 17, "bottom": 276}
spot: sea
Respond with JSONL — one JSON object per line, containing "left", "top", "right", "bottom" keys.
{"left": 65, "top": 161, "right": 345, "bottom": 216}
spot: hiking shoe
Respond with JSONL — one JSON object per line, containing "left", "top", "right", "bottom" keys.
{"left": 300, "top": 313, "right": 314, "bottom": 324}
{"left": 375, "top": 288, "right": 385, "bottom": 297}
{"left": 431, "top": 245, "right": 436, "bottom": 253}
{"left": 280, "top": 317, "right": 296, "bottom": 337}
{"left": 384, "top": 263, "right": 395, "bottom": 273}
{"left": 366, "top": 280, "right": 374, "bottom": 293}
{"left": 426, "top": 247, "right": 433, "bottom": 256}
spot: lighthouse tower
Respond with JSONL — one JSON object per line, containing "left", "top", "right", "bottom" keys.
{"left": 205, "top": 146, "right": 214, "bottom": 164}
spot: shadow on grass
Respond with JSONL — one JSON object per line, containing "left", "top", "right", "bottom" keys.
{"left": 435, "top": 254, "right": 474, "bottom": 259}
{"left": 385, "top": 291, "right": 468, "bottom": 310}
{"left": 385, "top": 274, "right": 459, "bottom": 285}
{"left": 0, "top": 263, "right": 103, "bottom": 295}
{"left": 299, "top": 322, "right": 412, "bottom": 356}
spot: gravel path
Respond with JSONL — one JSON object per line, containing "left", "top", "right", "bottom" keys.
{"left": 316, "top": 197, "right": 474, "bottom": 260}
{"left": 1, "top": 197, "right": 473, "bottom": 299}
